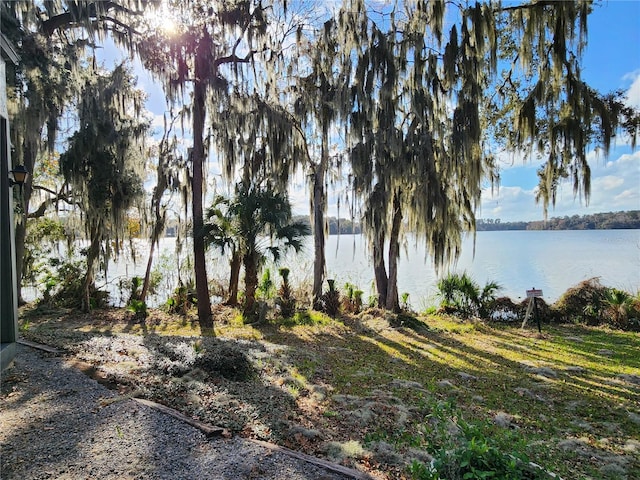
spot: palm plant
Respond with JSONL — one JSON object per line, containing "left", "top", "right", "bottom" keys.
{"left": 478, "top": 281, "right": 502, "bottom": 318}
{"left": 437, "top": 272, "right": 501, "bottom": 319}
{"left": 202, "top": 195, "right": 241, "bottom": 305}
{"left": 277, "top": 267, "right": 296, "bottom": 318}
{"left": 603, "top": 288, "right": 633, "bottom": 328}
{"left": 203, "top": 181, "right": 309, "bottom": 316}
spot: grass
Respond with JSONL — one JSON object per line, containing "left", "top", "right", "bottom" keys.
{"left": 17, "top": 305, "right": 640, "bottom": 479}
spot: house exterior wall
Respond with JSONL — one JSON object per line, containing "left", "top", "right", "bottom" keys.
{"left": 0, "top": 51, "right": 20, "bottom": 371}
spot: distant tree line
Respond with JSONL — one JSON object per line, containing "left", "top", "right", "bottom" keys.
{"left": 164, "top": 210, "right": 638, "bottom": 236}
{"left": 292, "top": 216, "right": 362, "bottom": 235}
{"left": 477, "top": 210, "right": 640, "bottom": 231}
{"left": 164, "top": 216, "right": 361, "bottom": 238}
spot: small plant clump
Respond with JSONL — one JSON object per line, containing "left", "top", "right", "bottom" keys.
{"left": 126, "top": 299, "right": 148, "bottom": 320}
{"left": 342, "top": 282, "right": 364, "bottom": 314}
{"left": 276, "top": 267, "right": 296, "bottom": 318}
{"left": 39, "top": 258, "right": 109, "bottom": 309}
{"left": 165, "top": 282, "right": 198, "bottom": 315}
{"left": 408, "top": 402, "right": 550, "bottom": 480}
{"left": 401, "top": 292, "right": 411, "bottom": 311}
{"left": 319, "top": 279, "right": 341, "bottom": 317}
{"left": 436, "top": 272, "right": 501, "bottom": 319}
{"left": 257, "top": 268, "right": 276, "bottom": 300}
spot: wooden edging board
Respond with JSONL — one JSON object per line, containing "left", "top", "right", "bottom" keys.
{"left": 133, "top": 397, "right": 227, "bottom": 438}
{"left": 17, "top": 338, "right": 62, "bottom": 354}
{"left": 133, "top": 398, "right": 374, "bottom": 479}
{"left": 19, "top": 338, "right": 373, "bottom": 479}
{"left": 249, "top": 438, "right": 375, "bottom": 480}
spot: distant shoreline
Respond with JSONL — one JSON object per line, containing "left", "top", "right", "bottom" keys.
{"left": 163, "top": 210, "right": 640, "bottom": 237}
{"left": 476, "top": 210, "right": 639, "bottom": 231}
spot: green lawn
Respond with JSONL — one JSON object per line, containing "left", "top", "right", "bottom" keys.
{"left": 19, "top": 307, "right": 640, "bottom": 479}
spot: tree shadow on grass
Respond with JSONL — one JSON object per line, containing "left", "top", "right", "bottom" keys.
{"left": 252, "top": 314, "right": 640, "bottom": 478}
{"left": 1, "top": 343, "right": 354, "bottom": 480}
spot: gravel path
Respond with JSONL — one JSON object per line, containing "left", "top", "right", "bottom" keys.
{"left": 0, "top": 344, "right": 358, "bottom": 480}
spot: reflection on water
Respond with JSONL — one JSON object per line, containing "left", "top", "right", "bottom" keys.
{"left": 26, "top": 230, "right": 640, "bottom": 309}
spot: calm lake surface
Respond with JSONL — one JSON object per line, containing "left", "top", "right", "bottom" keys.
{"left": 98, "top": 229, "right": 640, "bottom": 309}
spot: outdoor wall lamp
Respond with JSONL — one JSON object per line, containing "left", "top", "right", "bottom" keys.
{"left": 9, "top": 165, "right": 28, "bottom": 188}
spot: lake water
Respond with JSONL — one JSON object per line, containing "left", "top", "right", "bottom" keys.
{"left": 29, "top": 230, "right": 640, "bottom": 309}
{"left": 317, "top": 229, "right": 640, "bottom": 307}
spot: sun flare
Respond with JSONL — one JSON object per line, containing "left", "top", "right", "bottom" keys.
{"left": 144, "top": 1, "right": 178, "bottom": 36}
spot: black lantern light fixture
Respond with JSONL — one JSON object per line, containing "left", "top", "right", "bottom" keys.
{"left": 9, "top": 165, "right": 28, "bottom": 188}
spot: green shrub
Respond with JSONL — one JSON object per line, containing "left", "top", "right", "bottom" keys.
{"left": 342, "top": 282, "right": 364, "bottom": 314}
{"left": 552, "top": 279, "right": 640, "bottom": 330}
{"left": 409, "top": 402, "right": 550, "bottom": 480}
{"left": 39, "top": 259, "right": 109, "bottom": 309}
{"left": 276, "top": 267, "right": 296, "bottom": 318}
{"left": 602, "top": 288, "right": 638, "bottom": 330}
{"left": 320, "top": 279, "right": 341, "bottom": 317}
{"left": 126, "top": 299, "right": 148, "bottom": 320}
{"left": 553, "top": 278, "right": 607, "bottom": 325}
{"left": 401, "top": 292, "right": 411, "bottom": 311}
{"left": 257, "top": 268, "right": 275, "bottom": 300}
{"left": 165, "top": 282, "right": 197, "bottom": 315}
{"left": 436, "top": 272, "right": 501, "bottom": 319}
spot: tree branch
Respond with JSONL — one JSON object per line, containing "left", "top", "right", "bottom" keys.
{"left": 40, "top": 1, "right": 144, "bottom": 36}
{"left": 213, "top": 52, "right": 255, "bottom": 69}
{"left": 495, "top": 1, "right": 556, "bottom": 14}
{"left": 28, "top": 185, "right": 76, "bottom": 219}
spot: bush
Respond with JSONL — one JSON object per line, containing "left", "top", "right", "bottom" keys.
{"left": 319, "top": 279, "right": 341, "bottom": 317}
{"left": 126, "top": 299, "right": 148, "bottom": 320}
{"left": 40, "top": 259, "right": 109, "bottom": 309}
{"left": 488, "top": 297, "right": 521, "bottom": 322}
{"left": 276, "top": 267, "right": 296, "bottom": 318}
{"left": 554, "top": 278, "right": 608, "bottom": 325}
{"left": 257, "top": 268, "right": 276, "bottom": 300}
{"left": 342, "top": 282, "right": 364, "bottom": 314}
{"left": 436, "top": 272, "right": 501, "bottom": 319}
{"left": 409, "top": 403, "right": 549, "bottom": 480}
{"left": 165, "top": 282, "right": 197, "bottom": 315}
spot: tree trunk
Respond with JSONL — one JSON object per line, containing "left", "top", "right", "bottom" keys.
{"left": 226, "top": 250, "right": 241, "bottom": 305}
{"left": 14, "top": 143, "right": 35, "bottom": 305}
{"left": 243, "top": 251, "right": 258, "bottom": 315}
{"left": 311, "top": 125, "right": 329, "bottom": 308}
{"left": 386, "top": 191, "right": 402, "bottom": 312}
{"left": 83, "top": 226, "right": 100, "bottom": 312}
{"left": 141, "top": 191, "right": 167, "bottom": 302}
{"left": 191, "top": 36, "right": 213, "bottom": 331}
{"left": 372, "top": 229, "right": 388, "bottom": 308}
{"left": 14, "top": 211, "right": 26, "bottom": 304}
{"left": 311, "top": 166, "right": 326, "bottom": 308}
{"left": 140, "top": 238, "right": 156, "bottom": 303}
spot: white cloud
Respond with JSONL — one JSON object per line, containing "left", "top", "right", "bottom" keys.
{"left": 599, "top": 175, "right": 624, "bottom": 190}
{"left": 614, "top": 189, "right": 638, "bottom": 202}
{"left": 480, "top": 148, "right": 640, "bottom": 222}
{"left": 623, "top": 70, "right": 640, "bottom": 108}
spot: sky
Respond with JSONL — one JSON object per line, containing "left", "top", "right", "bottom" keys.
{"left": 480, "top": 0, "right": 640, "bottom": 222}
{"left": 107, "top": 0, "right": 640, "bottom": 223}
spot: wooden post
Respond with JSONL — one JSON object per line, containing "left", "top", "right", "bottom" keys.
{"left": 522, "top": 288, "right": 543, "bottom": 332}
